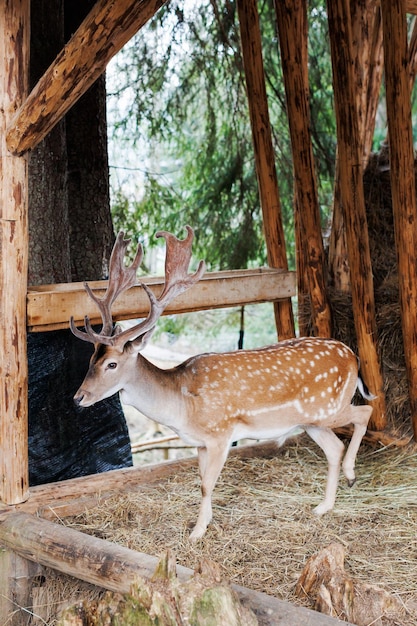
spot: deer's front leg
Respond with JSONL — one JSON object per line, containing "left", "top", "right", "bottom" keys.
{"left": 190, "top": 442, "right": 230, "bottom": 542}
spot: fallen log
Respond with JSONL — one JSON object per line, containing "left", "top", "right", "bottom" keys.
{"left": 0, "top": 512, "right": 352, "bottom": 625}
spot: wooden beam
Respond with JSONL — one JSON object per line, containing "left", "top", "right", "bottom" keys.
{"left": 6, "top": 0, "right": 167, "bottom": 157}
{"left": 27, "top": 268, "right": 296, "bottom": 332}
{"left": 237, "top": 0, "right": 295, "bottom": 341}
{"left": 0, "top": 0, "right": 30, "bottom": 505}
{"left": 326, "top": 0, "right": 387, "bottom": 430}
{"left": 0, "top": 512, "right": 351, "bottom": 626}
{"left": 381, "top": 0, "right": 417, "bottom": 439}
{"left": 274, "top": 0, "right": 332, "bottom": 338}
{"left": 0, "top": 441, "right": 281, "bottom": 520}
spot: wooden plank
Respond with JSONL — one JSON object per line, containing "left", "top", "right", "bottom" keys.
{"left": 274, "top": 0, "right": 332, "bottom": 338}
{"left": 326, "top": 0, "right": 387, "bottom": 430}
{"left": 0, "top": 0, "right": 30, "bottom": 505}
{"left": 0, "top": 512, "right": 353, "bottom": 625}
{"left": 27, "top": 268, "right": 296, "bottom": 332}
{"left": 0, "top": 442, "right": 281, "bottom": 520}
{"left": 6, "top": 0, "right": 167, "bottom": 157}
{"left": 237, "top": 0, "right": 295, "bottom": 341}
{"left": 381, "top": 0, "right": 417, "bottom": 439}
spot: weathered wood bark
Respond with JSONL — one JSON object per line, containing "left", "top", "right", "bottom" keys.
{"left": 28, "top": 0, "right": 71, "bottom": 285}
{"left": 351, "top": 0, "right": 381, "bottom": 168}
{"left": 406, "top": 0, "right": 417, "bottom": 14}
{"left": 326, "top": 0, "right": 387, "bottom": 430}
{"left": 328, "top": 156, "right": 351, "bottom": 293}
{"left": 294, "top": 193, "right": 311, "bottom": 337}
{"left": 6, "top": 0, "right": 167, "bottom": 157}
{"left": 328, "top": 2, "right": 383, "bottom": 292}
{"left": 363, "top": 6, "right": 384, "bottom": 161}
{"left": 237, "top": 0, "right": 295, "bottom": 340}
{"left": 0, "top": 0, "right": 30, "bottom": 504}
{"left": 274, "top": 0, "right": 332, "bottom": 338}
{"left": 381, "top": 0, "right": 417, "bottom": 439}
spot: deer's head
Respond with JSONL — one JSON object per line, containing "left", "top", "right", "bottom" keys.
{"left": 71, "top": 227, "right": 205, "bottom": 407}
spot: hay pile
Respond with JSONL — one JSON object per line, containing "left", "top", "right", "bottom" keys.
{"left": 33, "top": 439, "right": 417, "bottom": 624}
{"left": 311, "top": 149, "right": 416, "bottom": 438}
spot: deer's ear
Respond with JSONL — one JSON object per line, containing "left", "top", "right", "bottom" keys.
{"left": 126, "top": 327, "right": 156, "bottom": 354}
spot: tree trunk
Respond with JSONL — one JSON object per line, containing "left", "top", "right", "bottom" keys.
{"left": 29, "top": 0, "right": 70, "bottom": 285}
{"left": 64, "top": 0, "right": 114, "bottom": 280}
{"left": 29, "top": 0, "right": 113, "bottom": 285}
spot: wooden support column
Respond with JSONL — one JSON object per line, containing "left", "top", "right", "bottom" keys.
{"left": 328, "top": 3, "right": 383, "bottom": 291}
{"left": 362, "top": 6, "right": 384, "bottom": 163}
{"left": 381, "top": 0, "right": 417, "bottom": 439}
{"left": 0, "top": 549, "right": 40, "bottom": 626}
{"left": 237, "top": 0, "right": 295, "bottom": 340}
{"left": 274, "top": 0, "right": 332, "bottom": 338}
{"left": 326, "top": 0, "right": 387, "bottom": 430}
{"left": 0, "top": 1, "right": 30, "bottom": 503}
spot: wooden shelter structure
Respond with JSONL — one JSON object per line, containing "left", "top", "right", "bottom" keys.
{"left": 1, "top": 0, "right": 417, "bottom": 623}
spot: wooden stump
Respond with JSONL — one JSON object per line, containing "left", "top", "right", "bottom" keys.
{"left": 59, "top": 551, "right": 258, "bottom": 626}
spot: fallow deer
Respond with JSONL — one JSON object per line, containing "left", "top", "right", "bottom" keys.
{"left": 71, "top": 227, "right": 374, "bottom": 541}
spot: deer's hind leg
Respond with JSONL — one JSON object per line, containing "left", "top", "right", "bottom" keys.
{"left": 341, "top": 404, "right": 372, "bottom": 486}
{"left": 304, "top": 425, "right": 345, "bottom": 516}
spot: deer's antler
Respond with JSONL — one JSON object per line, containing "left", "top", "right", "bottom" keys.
{"left": 70, "top": 226, "right": 205, "bottom": 348}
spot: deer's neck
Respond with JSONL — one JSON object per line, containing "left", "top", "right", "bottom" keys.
{"left": 119, "top": 353, "right": 185, "bottom": 428}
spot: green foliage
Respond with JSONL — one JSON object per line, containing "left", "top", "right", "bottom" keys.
{"left": 108, "top": 0, "right": 337, "bottom": 274}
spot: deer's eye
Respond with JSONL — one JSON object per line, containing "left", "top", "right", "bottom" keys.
{"left": 107, "top": 362, "right": 117, "bottom": 370}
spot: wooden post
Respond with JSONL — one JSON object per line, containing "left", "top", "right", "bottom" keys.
{"left": 363, "top": 6, "right": 384, "bottom": 162}
{"left": 0, "top": 1, "right": 30, "bottom": 503}
{"left": 328, "top": 4, "right": 383, "bottom": 291}
{"left": 381, "top": 0, "right": 417, "bottom": 439}
{"left": 274, "top": 0, "right": 332, "bottom": 338}
{"left": 237, "top": 0, "right": 295, "bottom": 340}
{"left": 351, "top": 0, "right": 382, "bottom": 168}
{"left": 0, "top": 549, "right": 40, "bottom": 626}
{"left": 326, "top": 0, "right": 387, "bottom": 430}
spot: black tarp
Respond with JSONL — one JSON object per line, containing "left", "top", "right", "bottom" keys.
{"left": 28, "top": 329, "right": 132, "bottom": 485}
